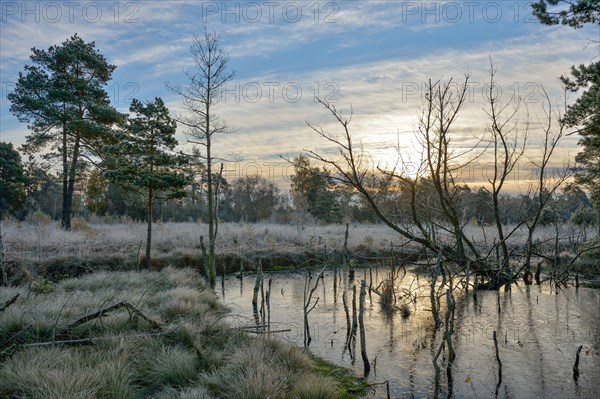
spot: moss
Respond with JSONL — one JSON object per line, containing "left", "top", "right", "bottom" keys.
{"left": 307, "top": 353, "right": 370, "bottom": 399}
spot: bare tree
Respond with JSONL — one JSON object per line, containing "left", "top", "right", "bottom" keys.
{"left": 305, "top": 71, "right": 574, "bottom": 289}
{"left": 169, "top": 29, "right": 235, "bottom": 286}
{"left": 413, "top": 77, "right": 484, "bottom": 263}
{"left": 305, "top": 77, "right": 484, "bottom": 268}
{"left": 482, "top": 61, "right": 528, "bottom": 283}
{"left": 521, "top": 88, "right": 573, "bottom": 279}
{"left": 480, "top": 66, "right": 573, "bottom": 286}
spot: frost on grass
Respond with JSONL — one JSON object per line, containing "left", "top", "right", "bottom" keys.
{"left": 4, "top": 220, "right": 588, "bottom": 268}
{"left": 0, "top": 267, "right": 348, "bottom": 398}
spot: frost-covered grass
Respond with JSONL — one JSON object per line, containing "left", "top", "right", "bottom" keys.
{"left": 0, "top": 267, "right": 364, "bottom": 398}
{"left": 1, "top": 220, "right": 411, "bottom": 265}
{"left": 2, "top": 219, "right": 594, "bottom": 265}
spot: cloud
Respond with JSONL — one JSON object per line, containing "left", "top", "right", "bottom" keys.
{"left": 178, "top": 25, "right": 595, "bottom": 183}
{"left": 2, "top": 1, "right": 596, "bottom": 192}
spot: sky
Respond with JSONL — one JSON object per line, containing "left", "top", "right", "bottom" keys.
{"left": 1, "top": 0, "right": 599, "bottom": 189}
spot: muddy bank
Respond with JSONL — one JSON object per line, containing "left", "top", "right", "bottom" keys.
{"left": 3, "top": 247, "right": 420, "bottom": 284}
{"left": 3, "top": 246, "right": 598, "bottom": 289}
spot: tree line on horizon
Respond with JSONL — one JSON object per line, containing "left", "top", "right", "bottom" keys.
{"left": 1, "top": 143, "right": 597, "bottom": 228}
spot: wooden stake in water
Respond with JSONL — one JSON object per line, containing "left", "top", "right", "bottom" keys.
{"left": 333, "top": 249, "right": 338, "bottom": 303}
{"left": 351, "top": 284, "right": 357, "bottom": 348}
{"left": 266, "top": 277, "right": 272, "bottom": 332}
{"left": 573, "top": 345, "right": 583, "bottom": 382}
{"left": 252, "top": 264, "right": 263, "bottom": 330}
{"left": 493, "top": 330, "right": 502, "bottom": 387}
{"left": 359, "top": 280, "right": 370, "bottom": 376}
{"left": 342, "top": 290, "right": 352, "bottom": 356}
{"left": 260, "top": 263, "right": 265, "bottom": 325}
{"left": 430, "top": 249, "right": 442, "bottom": 329}
{"left": 343, "top": 223, "right": 349, "bottom": 268}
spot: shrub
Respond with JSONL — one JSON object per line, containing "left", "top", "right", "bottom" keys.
{"left": 30, "top": 276, "right": 53, "bottom": 294}
{"left": 26, "top": 210, "right": 52, "bottom": 225}
{"left": 71, "top": 216, "right": 97, "bottom": 237}
{"left": 570, "top": 206, "right": 598, "bottom": 227}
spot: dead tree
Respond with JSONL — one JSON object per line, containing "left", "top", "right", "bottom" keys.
{"left": 305, "top": 69, "right": 576, "bottom": 290}
{"left": 521, "top": 87, "right": 572, "bottom": 278}
{"left": 483, "top": 60, "right": 528, "bottom": 282}
{"left": 168, "top": 29, "right": 236, "bottom": 287}
{"left": 305, "top": 78, "right": 481, "bottom": 269}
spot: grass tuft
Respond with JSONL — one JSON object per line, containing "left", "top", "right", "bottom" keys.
{"left": 134, "top": 341, "right": 198, "bottom": 392}
{"left": 291, "top": 374, "right": 337, "bottom": 399}
{"left": 0, "top": 347, "right": 101, "bottom": 399}
{"left": 0, "top": 267, "right": 366, "bottom": 399}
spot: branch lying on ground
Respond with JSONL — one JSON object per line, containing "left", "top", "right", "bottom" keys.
{"left": 0, "top": 294, "right": 19, "bottom": 313}
{"left": 62, "top": 300, "right": 163, "bottom": 334}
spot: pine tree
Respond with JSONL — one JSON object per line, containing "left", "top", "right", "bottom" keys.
{"left": 105, "top": 98, "right": 188, "bottom": 269}
{"left": 8, "top": 34, "right": 124, "bottom": 229}
{"left": 0, "top": 142, "right": 28, "bottom": 218}
{"left": 532, "top": 1, "right": 600, "bottom": 209}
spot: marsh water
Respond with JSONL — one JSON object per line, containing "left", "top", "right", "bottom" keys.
{"left": 216, "top": 267, "right": 600, "bottom": 398}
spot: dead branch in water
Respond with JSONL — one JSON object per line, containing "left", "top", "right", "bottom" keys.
{"left": 359, "top": 279, "right": 370, "bottom": 376}
{"left": 493, "top": 330, "right": 502, "bottom": 391}
{"left": 252, "top": 263, "right": 263, "bottom": 331}
{"left": 431, "top": 249, "right": 442, "bottom": 329}
{"left": 303, "top": 265, "right": 326, "bottom": 346}
{"left": 573, "top": 345, "right": 583, "bottom": 382}
{"left": 342, "top": 290, "right": 353, "bottom": 358}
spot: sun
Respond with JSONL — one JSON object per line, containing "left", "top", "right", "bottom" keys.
{"left": 359, "top": 130, "right": 423, "bottom": 180}
{"left": 347, "top": 113, "right": 423, "bottom": 178}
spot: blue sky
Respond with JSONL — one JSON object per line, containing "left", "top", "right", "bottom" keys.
{"left": 1, "top": 1, "right": 598, "bottom": 186}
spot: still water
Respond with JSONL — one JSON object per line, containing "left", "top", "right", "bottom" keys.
{"left": 216, "top": 267, "right": 600, "bottom": 398}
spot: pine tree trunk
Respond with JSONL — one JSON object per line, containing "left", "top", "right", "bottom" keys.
{"left": 61, "top": 122, "right": 70, "bottom": 230}
{"left": 65, "top": 136, "right": 80, "bottom": 230}
{"left": 145, "top": 188, "right": 153, "bottom": 269}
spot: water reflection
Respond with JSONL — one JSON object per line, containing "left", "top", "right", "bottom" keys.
{"left": 216, "top": 267, "right": 600, "bottom": 399}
